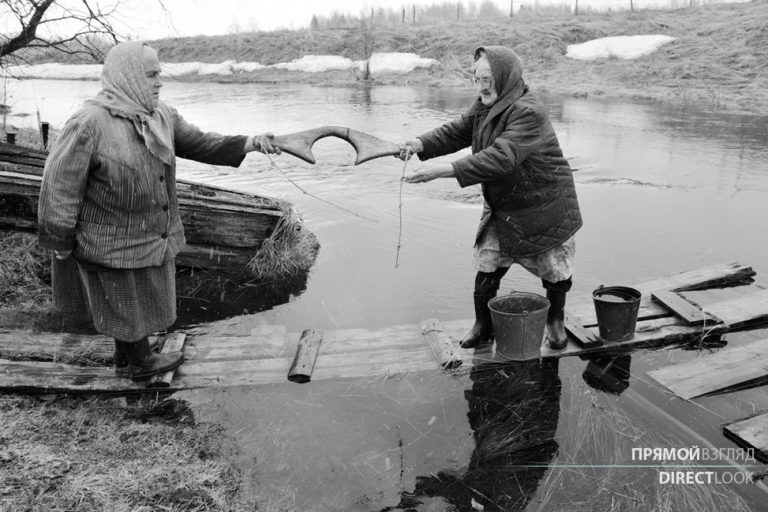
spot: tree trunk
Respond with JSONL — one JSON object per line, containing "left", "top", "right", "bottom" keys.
{"left": 574, "top": 0, "right": 579, "bottom": 16}
{"left": 510, "top": 0, "right": 514, "bottom": 17}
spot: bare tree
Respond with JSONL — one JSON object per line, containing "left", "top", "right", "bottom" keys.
{"left": 0, "top": 0, "right": 120, "bottom": 65}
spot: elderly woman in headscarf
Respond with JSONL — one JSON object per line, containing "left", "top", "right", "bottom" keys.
{"left": 398, "top": 46, "right": 582, "bottom": 351}
{"left": 38, "top": 41, "right": 279, "bottom": 381}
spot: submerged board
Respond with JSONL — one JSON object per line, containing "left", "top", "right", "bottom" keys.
{"left": 648, "top": 339, "right": 768, "bottom": 399}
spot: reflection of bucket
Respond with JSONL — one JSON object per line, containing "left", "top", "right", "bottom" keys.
{"left": 592, "top": 286, "right": 642, "bottom": 342}
{"left": 488, "top": 292, "right": 550, "bottom": 360}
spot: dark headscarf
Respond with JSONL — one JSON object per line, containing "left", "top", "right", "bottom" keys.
{"left": 473, "top": 46, "right": 527, "bottom": 130}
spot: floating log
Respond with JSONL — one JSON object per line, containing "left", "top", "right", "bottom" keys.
{"left": 287, "top": 329, "right": 323, "bottom": 383}
{"left": 272, "top": 126, "right": 400, "bottom": 165}
{"left": 420, "top": 319, "right": 462, "bottom": 370}
{"left": 648, "top": 338, "right": 768, "bottom": 399}
{"left": 0, "top": 142, "right": 296, "bottom": 272}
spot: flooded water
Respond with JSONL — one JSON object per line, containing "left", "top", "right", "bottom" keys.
{"left": 10, "top": 79, "right": 768, "bottom": 510}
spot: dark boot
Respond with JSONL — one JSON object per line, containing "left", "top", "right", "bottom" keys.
{"left": 460, "top": 292, "right": 496, "bottom": 349}
{"left": 121, "top": 337, "right": 184, "bottom": 382}
{"left": 460, "top": 268, "right": 510, "bottom": 349}
{"left": 113, "top": 340, "right": 128, "bottom": 370}
{"left": 546, "top": 287, "right": 568, "bottom": 350}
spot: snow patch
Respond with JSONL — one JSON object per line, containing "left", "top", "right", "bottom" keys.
{"left": 6, "top": 52, "right": 440, "bottom": 79}
{"left": 567, "top": 35, "right": 675, "bottom": 61}
{"left": 359, "top": 53, "right": 440, "bottom": 74}
{"left": 271, "top": 55, "right": 355, "bottom": 72}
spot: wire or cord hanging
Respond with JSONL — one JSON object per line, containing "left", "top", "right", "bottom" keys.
{"left": 258, "top": 138, "right": 373, "bottom": 221}
{"left": 395, "top": 147, "right": 412, "bottom": 268}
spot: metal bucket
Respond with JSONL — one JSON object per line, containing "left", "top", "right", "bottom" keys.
{"left": 488, "top": 292, "right": 550, "bottom": 361}
{"left": 592, "top": 286, "right": 642, "bottom": 342}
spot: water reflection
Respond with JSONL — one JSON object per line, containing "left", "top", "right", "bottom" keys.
{"left": 173, "top": 268, "right": 309, "bottom": 327}
{"left": 582, "top": 353, "right": 632, "bottom": 395}
{"left": 389, "top": 360, "right": 561, "bottom": 511}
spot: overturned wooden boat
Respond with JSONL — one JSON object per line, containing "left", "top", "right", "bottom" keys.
{"left": 0, "top": 141, "right": 297, "bottom": 272}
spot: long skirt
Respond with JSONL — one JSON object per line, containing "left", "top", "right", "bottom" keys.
{"left": 473, "top": 222, "right": 575, "bottom": 283}
{"left": 51, "top": 256, "right": 89, "bottom": 315}
{"left": 77, "top": 259, "right": 176, "bottom": 341}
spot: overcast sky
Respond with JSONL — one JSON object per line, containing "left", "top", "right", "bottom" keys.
{"left": 100, "top": 0, "right": 749, "bottom": 38}
{"left": 0, "top": 0, "right": 751, "bottom": 41}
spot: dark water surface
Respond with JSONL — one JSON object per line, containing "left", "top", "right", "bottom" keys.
{"left": 15, "top": 79, "right": 768, "bottom": 510}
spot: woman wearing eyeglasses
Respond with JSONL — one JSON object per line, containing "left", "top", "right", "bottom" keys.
{"left": 398, "top": 45, "right": 582, "bottom": 351}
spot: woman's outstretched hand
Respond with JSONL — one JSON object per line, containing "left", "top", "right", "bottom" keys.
{"left": 402, "top": 163, "right": 456, "bottom": 183}
{"left": 248, "top": 133, "right": 282, "bottom": 155}
{"left": 397, "top": 139, "right": 423, "bottom": 161}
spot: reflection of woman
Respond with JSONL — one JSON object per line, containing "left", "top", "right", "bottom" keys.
{"left": 402, "top": 360, "right": 562, "bottom": 510}
{"left": 398, "top": 46, "right": 582, "bottom": 350}
{"left": 38, "top": 41, "right": 278, "bottom": 381}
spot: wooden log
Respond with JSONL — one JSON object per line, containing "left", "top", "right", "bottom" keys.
{"left": 287, "top": 329, "right": 323, "bottom": 383}
{"left": 420, "top": 319, "right": 462, "bottom": 370}
{"left": 648, "top": 339, "right": 768, "bottom": 399}
{"left": 724, "top": 412, "right": 768, "bottom": 460}
{"left": 150, "top": 333, "right": 187, "bottom": 387}
{"left": 271, "top": 126, "right": 400, "bottom": 165}
{"left": 651, "top": 290, "right": 714, "bottom": 326}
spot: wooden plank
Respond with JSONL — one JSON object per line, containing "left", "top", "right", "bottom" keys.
{"left": 420, "top": 319, "right": 462, "bottom": 370}
{"left": 703, "top": 289, "right": 768, "bottom": 328}
{"left": 651, "top": 290, "right": 713, "bottom": 325}
{"left": 0, "top": 330, "right": 113, "bottom": 360}
{"left": 724, "top": 412, "right": 768, "bottom": 459}
{"left": 175, "top": 344, "right": 438, "bottom": 388}
{"left": 287, "top": 329, "right": 323, "bottom": 383}
{"left": 151, "top": 333, "right": 187, "bottom": 387}
{"left": 648, "top": 339, "right": 768, "bottom": 399}
{"left": 564, "top": 313, "right": 602, "bottom": 348}
{"left": 0, "top": 358, "right": 148, "bottom": 393}
{"left": 568, "top": 262, "right": 755, "bottom": 326}
{"left": 441, "top": 314, "right": 730, "bottom": 364}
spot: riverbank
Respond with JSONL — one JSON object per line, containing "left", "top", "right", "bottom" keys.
{"left": 20, "top": 0, "right": 766, "bottom": 116}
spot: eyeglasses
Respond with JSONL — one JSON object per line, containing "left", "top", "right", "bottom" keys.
{"left": 471, "top": 75, "right": 493, "bottom": 88}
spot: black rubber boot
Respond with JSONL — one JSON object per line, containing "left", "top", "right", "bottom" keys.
{"left": 113, "top": 339, "right": 128, "bottom": 370}
{"left": 460, "top": 268, "right": 510, "bottom": 349}
{"left": 122, "top": 337, "right": 184, "bottom": 382}
{"left": 545, "top": 284, "right": 569, "bottom": 350}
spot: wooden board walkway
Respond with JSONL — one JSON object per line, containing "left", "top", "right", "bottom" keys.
{"left": 0, "top": 262, "right": 766, "bottom": 395}
{"left": 648, "top": 339, "right": 768, "bottom": 399}
{"left": 724, "top": 412, "right": 768, "bottom": 461}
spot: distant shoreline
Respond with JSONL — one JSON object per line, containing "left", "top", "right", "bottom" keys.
{"left": 9, "top": 1, "right": 768, "bottom": 117}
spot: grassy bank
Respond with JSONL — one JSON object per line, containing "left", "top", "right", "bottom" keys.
{"left": 139, "top": 0, "right": 768, "bottom": 114}
{"left": 0, "top": 394, "right": 258, "bottom": 511}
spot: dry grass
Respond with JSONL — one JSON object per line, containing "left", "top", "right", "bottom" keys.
{"left": 0, "top": 231, "right": 51, "bottom": 309}
{"left": 247, "top": 204, "right": 320, "bottom": 283}
{"left": 0, "top": 395, "right": 257, "bottom": 511}
{"left": 529, "top": 376, "right": 754, "bottom": 512}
